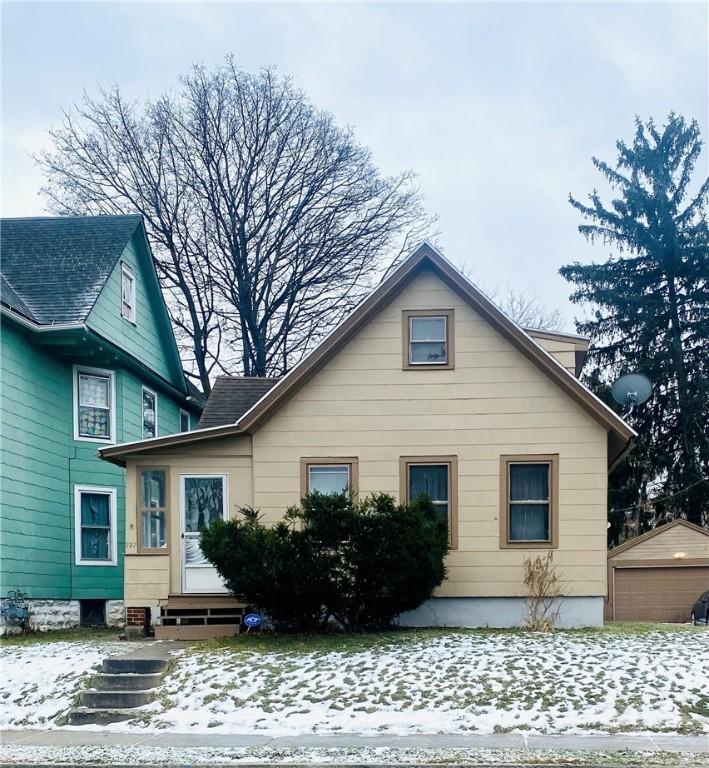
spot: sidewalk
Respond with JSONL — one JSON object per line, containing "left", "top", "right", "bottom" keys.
{"left": 2, "top": 729, "right": 708, "bottom": 751}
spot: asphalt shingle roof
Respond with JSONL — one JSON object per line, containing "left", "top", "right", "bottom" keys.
{"left": 0, "top": 215, "right": 143, "bottom": 324}
{"left": 198, "top": 376, "right": 279, "bottom": 428}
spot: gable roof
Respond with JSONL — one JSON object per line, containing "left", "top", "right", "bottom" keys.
{"left": 198, "top": 376, "right": 279, "bottom": 428}
{"left": 0, "top": 214, "right": 142, "bottom": 324}
{"left": 100, "top": 242, "right": 636, "bottom": 465}
{"left": 608, "top": 518, "right": 709, "bottom": 559}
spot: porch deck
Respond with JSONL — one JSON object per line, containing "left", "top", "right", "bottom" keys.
{"left": 154, "top": 595, "right": 245, "bottom": 640}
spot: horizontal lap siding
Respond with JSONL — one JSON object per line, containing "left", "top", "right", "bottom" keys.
{"left": 252, "top": 270, "right": 608, "bottom": 598}
{"left": 611, "top": 526, "right": 709, "bottom": 561}
{"left": 0, "top": 323, "right": 74, "bottom": 597}
{"left": 87, "top": 236, "right": 175, "bottom": 384}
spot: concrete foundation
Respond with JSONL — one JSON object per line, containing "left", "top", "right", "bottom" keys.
{"left": 0, "top": 598, "right": 126, "bottom": 635}
{"left": 105, "top": 600, "right": 125, "bottom": 628}
{"left": 398, "top": 596, "right": 604, "bottom": 629}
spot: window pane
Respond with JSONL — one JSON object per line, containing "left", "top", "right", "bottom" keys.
{"left": 183, "top": 477, "right": 224, "bottom": 532}
{"left": 180, "top": 411, "right": 190, "bottom": 432}
{"left": 308, "top": 465, "right": 349, "bottom": 494}
{"left": 409, "top": 464, "right": 448, "bottom": 503}
{"left": 510, "top": 464, "right": 549, "bottom": 501}
{"left": 433, "top": 502, "right": 449, "bottom": 524}
{"left": 142, "top": 390, "right": 156, "bottom": 439}
{"left": 81, "top": 492, "right": 110, "bottom": 526}
{"left": 79, "top": 374, "right": 109, "bottom": 407}
{"left": 141, "top": 510, "right": 167, "bottom": 549}
{"left": 410, "top": 341, "right": 447, "bottom": 364}
{"left": 141, "top": 470, "right": 166, "bottom": 509}
{"left": 509, "top": 503, "right": 549, "bottom": 541}
{"left": 81, "top": 528, "right": 109, "bottom": 560}
{"left": 411, "top": 316, "right": 445, "bottom": 341}
{"left": 122, "top": 272, "right": 133, "bottom": 303}
{"left": 79, "top": 406, "right": 110, "bottom": 438}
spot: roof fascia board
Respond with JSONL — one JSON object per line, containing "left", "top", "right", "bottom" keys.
{"left": 131, "top": 222, "right": 189, "bottom": 394}
{"left": 1, "top": 305, "right": 86, "bottom": 333}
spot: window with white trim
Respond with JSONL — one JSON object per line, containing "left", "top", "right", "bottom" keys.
{"left": 142, "top": 386, "right": 158, "bottom": 439}
{"left": 75, "top": 486, "right": 117, "bottom": 565}
{"left": 121, "top": 264, "right": 136, "bottom": 323}
{"left": 307, "top": 464, "right": 351, "bottom": 494}
{"left": 75, "top": 367, "right": 114, "bottom": 442}
{"left": 180, "top": 409, "right": 191, "bottom": 432}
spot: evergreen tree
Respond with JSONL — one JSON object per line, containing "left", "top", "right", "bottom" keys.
{"left": 560, "top": 114, "right": 709, "bottom": 535}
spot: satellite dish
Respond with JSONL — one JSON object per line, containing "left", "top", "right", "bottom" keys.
{"left": 611, "top": 373, "right": 652, "bottom": 415}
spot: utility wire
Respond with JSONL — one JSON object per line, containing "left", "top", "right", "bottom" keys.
{"left": 609, "top": 476, "right": 708, "bottom": 516}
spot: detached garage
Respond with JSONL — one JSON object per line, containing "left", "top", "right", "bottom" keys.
{"left": 606, "top": 519, "right": 709, "bottom": 622}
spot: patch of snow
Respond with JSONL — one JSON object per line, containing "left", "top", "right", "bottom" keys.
{"left": 1, "top": 630, "right": 707, "bottom": 737}
{"left": 0, "top": 745, "right": 703, "bottom": 767}
{"left": 0, "top": 640, "right": 127, "bottom": 728}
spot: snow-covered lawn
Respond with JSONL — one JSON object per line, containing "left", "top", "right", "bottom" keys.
{"left": 1, "top": 637, "right": 126, "bottom": 728}
{"left": 1, "top": 626, "right": 707, "bottom": 736}
{"left": 150, "top": 627, "right": 709, "bottom": 736}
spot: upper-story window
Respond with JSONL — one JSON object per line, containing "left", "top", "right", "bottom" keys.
{"left": 121, "top": 264, "right": 136, "bottom": 323}
{"left": 402, "top": 310, "right": 454, "bottom": 369}
{"left": 74, "top": 366, "right": 115, "bottom": 442}
{"left": 180, "top": 409, "right": 191, "bottom": 432}
{"left": 142, "top": 386, "right": 158, "bottom": 439}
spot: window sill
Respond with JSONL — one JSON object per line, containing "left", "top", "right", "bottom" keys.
{"left": 499, "top": 540, "right": 557, "bottom": 550}
{"left": 75, "top": 559, "right": 118, "bottom": 567}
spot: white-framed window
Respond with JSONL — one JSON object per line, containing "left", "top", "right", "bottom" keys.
{"left": 74, "top": 485, "right": 118, "bottom": 566}
{"left": 179, "top": 409, "right": 191, "bottom": 432}
{"left": 308, "top": 464, "right": 351, "bottom": 494}
{"left": 141, "top": 386, "right": 158, "bottom": 440}
{"left": 73, "top": 366, "right": 116, "bottom": 443}
{"left": 121, "top": 263, "right": 136, "bottom": 323}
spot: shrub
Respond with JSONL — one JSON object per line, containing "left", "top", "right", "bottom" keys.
{"left": 522, "top": 551, "right": 562, "bottom": 631}
{"left": 200, "top": 492, "right": 448, "bottom": 632}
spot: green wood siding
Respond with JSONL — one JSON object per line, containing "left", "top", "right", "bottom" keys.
{"left": 87, "top": 234, "right": 181, "bottom": 388}
{"left": 1, "top": 320, "right": 192, "bottom": 601}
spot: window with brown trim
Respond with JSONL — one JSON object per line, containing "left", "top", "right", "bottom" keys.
{"left": 499, "top": 455, "right": 558, "bottom": 549}
{"left": 402, "top": 309, "right": 455, "bottom": 369}
{"left": 138, "top": 468, "right": 170, "bottom": 553}
{"left": 300, "top": 458, "right": 359, "bottom": 498}
{"left": 400, "top": 456, "right": 458, "bottom": 549}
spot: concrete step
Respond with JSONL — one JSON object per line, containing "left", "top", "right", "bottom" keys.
{"left": 80, "top": 690, "right": 153, "bottom": 709}
{"left": 102, "top": 657, "right": 168, "bottom": 674}
{"left": 67, "top": 707, "right": 142, "bottom": 726}
{"left": 91, "top": 673, "right": 163, "bottom": 691}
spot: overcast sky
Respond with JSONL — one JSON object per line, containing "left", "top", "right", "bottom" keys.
{"left": 2, "top": 1, "right": 707, "bottom": 328}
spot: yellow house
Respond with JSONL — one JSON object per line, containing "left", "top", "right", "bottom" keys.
{"left": 100, "top": 243, "right": 635, "bottom": 634}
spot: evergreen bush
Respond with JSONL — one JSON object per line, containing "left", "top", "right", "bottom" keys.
{"left": 200, "top": 492, "right": 448, "bottom": 632}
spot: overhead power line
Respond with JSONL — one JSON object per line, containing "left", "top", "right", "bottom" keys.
{"left": 609, "top": 477, "right": 708, "bottom": 516}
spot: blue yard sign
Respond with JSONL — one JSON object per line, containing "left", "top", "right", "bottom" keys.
{"left": 243, "top": 612, "right": 262, "bottom": 630}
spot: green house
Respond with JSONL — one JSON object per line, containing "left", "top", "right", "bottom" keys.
{"left": 0, "top": 215, "right": 202, "bottom": 631}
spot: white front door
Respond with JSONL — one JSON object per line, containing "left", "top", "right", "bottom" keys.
{"left": 180, "top": 474, "right": 229, "bottom": 594}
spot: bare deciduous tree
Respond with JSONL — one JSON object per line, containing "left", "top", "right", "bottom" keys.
{"left": 497, "top": 288, "right": 564, "bottom": 332}
{"left": 458, "top": 260, "right": 564, "bottom": 331}
{"left": 39, "top": 59, "right": 434, "bottom": 392}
